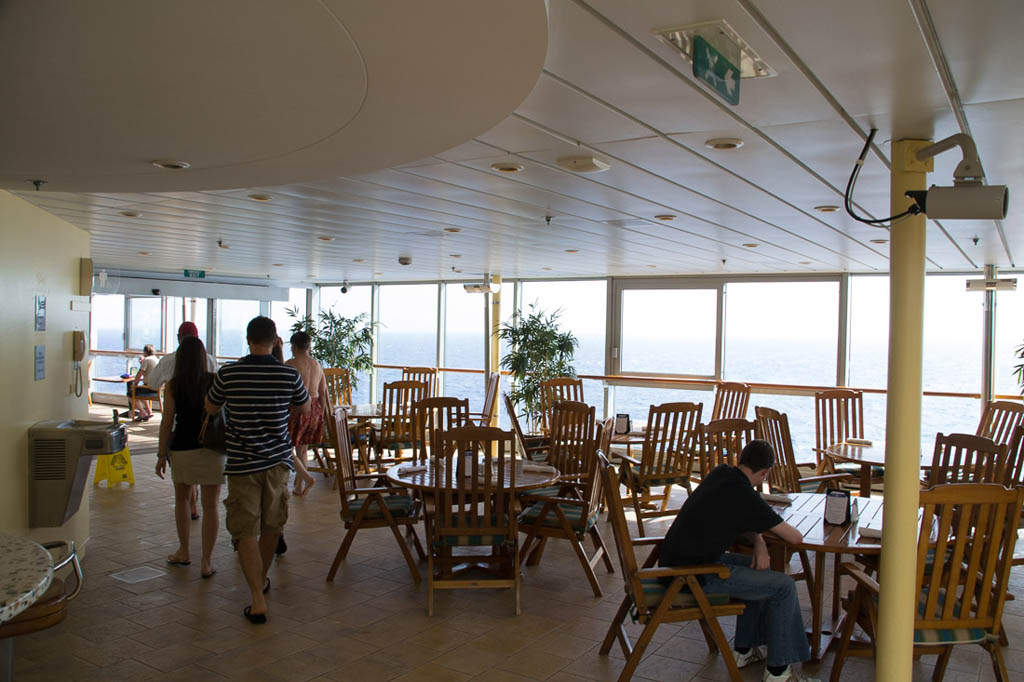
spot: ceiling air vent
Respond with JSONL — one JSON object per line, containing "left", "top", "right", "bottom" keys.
{"left": 654, "top": 20, "right": 776, "bottom": 79}
{"left": 32, "top": 439, "right": 66, "bottom": 480}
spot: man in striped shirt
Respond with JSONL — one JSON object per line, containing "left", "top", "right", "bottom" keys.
{"left": 206, "top": 316, "right": 310, "bottom": 624}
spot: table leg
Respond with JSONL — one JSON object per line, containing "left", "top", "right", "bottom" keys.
{"left": 859, "top": 464, "right": 871, "bottom": 498}
{"left": 810, "top": 551, "right": 826, "bottom": 660}
{"left": 1, "top": 638, "right": 12, "bottom": 682}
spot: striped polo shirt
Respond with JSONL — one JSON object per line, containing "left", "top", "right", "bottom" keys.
{"left": 207, "top": 354, "right": 310, "bottom": 475}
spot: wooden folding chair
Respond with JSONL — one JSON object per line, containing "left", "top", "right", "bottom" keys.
{"left": 927, "top": 432, "right": 1008, "bottom": 486}
{"left": 401, "top": 366, "right": 437, "bottom": 397}
{"left": 428, "top": 426, "right": 519, "bottom": 616}
{"left": 371, "top": 380, "right": 428, "bottom": 466}
{"left": 618, "top": 402, "right": 702, "bottom": 536}
{"left": 976, "top": 400, "right": 1024, "bottom": 446}
{"left": 814, "top": 388, "right": 865, "bottom": 467}
{"left": 468, "top": 371, "right": 500, "bottom": 426}
{"left": 504, "top": 392, "right": 547, "bottom": 462}
{"left": 411, "top": 396, "right": 469, "bottom": 465}
{"left": 597, "top": 455, "right": 745, "bottom": 682}
{"left": 539, "top": 376, "right": 583, "bottom": 433}
{"left": 756, "top": 406, "right": 852, "bottom": 494}
{"left": 519, "top": 418, "right": 614, "bottom": 596}
{"left": 711, "top": 381, "right": 751, "bottom": 420}
{"left": 324, "top": 368, "right": 353, "bottom": 406}
{"left": 327, "top": 408, "right": 426, "bottom": 582}
{"left": 700, "top": 418, "right": 758, "bottom": 472}
{"left": 830, "top": 483, "right": 1024, "bottom": 682}
{"left": 546, "top": 400, "right": 597, "bottom": 484}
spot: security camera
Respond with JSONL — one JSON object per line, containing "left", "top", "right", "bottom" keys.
{"left": 905, "top": 185, "right": 1008, "bottom": 220}
{"left": 151, "top": 288, "right": 161, "bottom": 296}
{"left": 398, "top": 256, "right": 412, "bottom": 266}
{"left": 340, "top": 280, "right": 349, "bottom": 294}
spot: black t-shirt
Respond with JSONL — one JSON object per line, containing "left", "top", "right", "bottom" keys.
{"left": 659, "top": 465, "right": 784, "bottom": 567}
{"left": 169, "top": 374, "right": 215, "bottom": 452}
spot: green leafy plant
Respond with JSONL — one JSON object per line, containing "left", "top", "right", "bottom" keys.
{"left": 498, "top": 303, "right": 578, "bottom": 429}
{"left": 287, "top": 307, "right": 375, "bottom": 390}
{"left": 1014, "top": 342, "right": 1024, "bottom": 392}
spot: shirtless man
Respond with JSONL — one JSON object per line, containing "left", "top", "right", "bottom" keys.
{"left": 285, "top": 331, "right": 330, "bottom": 496}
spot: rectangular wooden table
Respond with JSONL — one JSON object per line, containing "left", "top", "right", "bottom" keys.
{"left": 763, "top": 492, "right": 885, "bottom": 660}
{"left": 824, "top": 440, "right": 931, "bottom": 497}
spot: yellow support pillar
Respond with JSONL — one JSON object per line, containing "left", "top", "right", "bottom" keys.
{"left": 876, "top": 139, "right": 932, "bottom": 680}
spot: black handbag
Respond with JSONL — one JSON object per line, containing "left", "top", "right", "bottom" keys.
{"left": 199, "top": 408, "right": 227, "bottom": 453}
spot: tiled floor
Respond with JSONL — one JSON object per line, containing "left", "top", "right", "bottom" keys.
{"left": 11, "top": 407, "right": 1024, "bottom": 681}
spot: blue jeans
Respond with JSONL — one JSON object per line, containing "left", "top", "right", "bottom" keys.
{"left": 701, "top": 552, "right": 810, "bottom": 668}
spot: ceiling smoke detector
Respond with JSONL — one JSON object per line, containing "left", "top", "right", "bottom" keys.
{"left": 150, "top": 159, "right": 191, "bottom": 170}
{"left": 490, "top": 162, "right": 524, "bottom": 173}
{"left": 556, "top": 155, "right": 611, "bottom": 173}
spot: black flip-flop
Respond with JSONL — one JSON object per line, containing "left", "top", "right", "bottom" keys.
{"left": 166, "top": 558, "right": 191, "bottom": 566}
{"left": 263, "top": 577, "right": 270, "bottom": 594}
{"left": 243, "top": 606, "right": 266, "bottom": 625}
{"left": 201, "top": 568, "right": 217, "bottom": 579}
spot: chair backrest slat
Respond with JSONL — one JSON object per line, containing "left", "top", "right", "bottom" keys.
{"left": 755, "top": 406, "right": 801, "bottom": 493}
{"left": 701, "top": 418, "right": 758, "bottom": 472}
{"left": 976, "top": 400, "right": 1024, "bottom": 446}
{"left": 1004, "top": 424, "right": 1024, "bottom": 487}
{"left": 640, "top": 402, "right": 702, "bottom": 481}
{"left": 547, "top": 400, "right": 596, "bottom": 478}
{"left": 380, "top": 380, "right": 429, "bottom": 445}
{"left": 401, "top": 367, "right": 437, "bottom": 398}
{"left": 332, "top": 407, "right": 356, "bottom": 516}
{"left": 433, "top": 426, "right": 515, "bottom": 542}
{"left": 479, "top": 372, "right": 500, "bottom": 425}
{"left": 412, "top": 397, "right": 469, "bottom": 465}
{"left": 928, "top": 432, "right": 1007, "bottom": 486}
{"left": 711, "top": 382, "right": 751, "bottom": 420}
{"left": 600, "top": 454, "right": 649, "bottom": 618}
{"left": 539, "top": 377, "right": 584, "bottom": 432}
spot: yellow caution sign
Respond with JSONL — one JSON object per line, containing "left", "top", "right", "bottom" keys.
{"left": 93, "top": 446, "right": 135, "bottom": 487}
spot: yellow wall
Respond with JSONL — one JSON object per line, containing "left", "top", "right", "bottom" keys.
{"left": 0, "top": 190, "right": 92, "bottom": 549}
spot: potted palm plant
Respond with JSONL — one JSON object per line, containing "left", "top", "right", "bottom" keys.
{"left": 499, "top": 303, "right": 578, "bottom": 430}
{"left": 287, "top": 307, "right": 375, "bottom": 391}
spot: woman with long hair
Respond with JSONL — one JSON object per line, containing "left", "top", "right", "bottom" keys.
{"left": 155, "top": 336, "right": 226, "bottom": 577}
{"left": 285, "top": 331, "right": 329, "bottom": 496}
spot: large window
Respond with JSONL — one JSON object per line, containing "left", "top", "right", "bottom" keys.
{"left": 89, "top": 294, "right": 127, "bottom": 393}
{"left": 184, "top": 298, "right": 209, "bottom": 350}
{"left": 723, "top": 281, "right": 839, "bottom": 385}
{"left": 444, "top": 284, "right": 486, "bottom": 408}
{"left": 520, "top": 280, "right": 607, "bottom": 417}
{"left": 994, "top": 287, "right": 1024, "bottom": 397}
{"left": 215, "top": 299, "right": 260, "bottom": 358}
{"left": 924, "top": 275, "right": 982, "bottom": 394}
{"left": 848, "top": 276, "right": 889, "bottom": 389}
{"left": 127, "top": 296, "right": 162, "bottom": 351}
{"left": 270, "top": 288, "right": 308, "bottom": 360}
{"left": 620, "top": 287, "right": 717, "bottom": 376}
{"left": 320, "top": 285, "right": 374, "bottom": 404}
{"left": 377, "top": 284, "right": 438, "bottom": 387}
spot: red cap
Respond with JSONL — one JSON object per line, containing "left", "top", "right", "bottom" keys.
{"left": 177, "top": 321, "right": 199, "bottom": 339}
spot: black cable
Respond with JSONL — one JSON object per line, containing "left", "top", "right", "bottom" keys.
{"left": 844, "top": 128, "right": 921, "bottom": 226}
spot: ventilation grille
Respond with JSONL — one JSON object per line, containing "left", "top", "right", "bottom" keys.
{"left": 32, "top": 439, "right": 66, "bottom": 480}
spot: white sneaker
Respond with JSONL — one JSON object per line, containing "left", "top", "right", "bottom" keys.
{"left": 732, "top": 645, "right": 767, "bottom": 668}
{"left": 762, "top": 666, "right": 820, "bottom": 682}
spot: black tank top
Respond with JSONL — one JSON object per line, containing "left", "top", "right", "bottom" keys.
{"left": 169, "top": 374, "right": 215, "bottom": 451}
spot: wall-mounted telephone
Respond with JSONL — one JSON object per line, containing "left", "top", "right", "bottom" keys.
{"left": 72, "top": 330, "right": 86, "bottom": 362}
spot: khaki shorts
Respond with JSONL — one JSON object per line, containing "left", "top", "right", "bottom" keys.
{"left": 223, "top": 464, "right": 290, "bottom": 540}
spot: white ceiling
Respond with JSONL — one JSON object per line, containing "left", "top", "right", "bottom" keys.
{"left": 8, "top": 0, "right": 1023, "bottom": 284}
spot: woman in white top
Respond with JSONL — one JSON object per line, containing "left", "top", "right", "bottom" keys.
{"left": 133, "top": 344, "right": 160, "bottom": 421}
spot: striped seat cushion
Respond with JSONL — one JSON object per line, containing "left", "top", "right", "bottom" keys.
{"left": 868, "top": 587, "right": 988, "bottom": 645}
{"left": 433, "top": 514, "right": 510, "bottom": 547}
{"left": 341, "top": 494, "right": 414, "bottom": 521}
{"left": 634, "top": 577, "right": 730, "bottom": 609}
{"left": 528, "top": 485, "right": 562, "bottom": 497}
{"left": 627, "top": 464, "right": 688, "bottom": 488}
{"left": 520, "top": 501, "right": 599, "bottom": 532}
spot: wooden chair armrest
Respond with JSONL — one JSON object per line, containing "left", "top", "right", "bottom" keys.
{"left": 801, "top": 472, "right": 855, "bottom": 484}
{"left": 353, "top": 486, "right": 410, "bottom": 496}
{"left": 618, "top": 453, "right": 641, "bottom": 466}
{"left": 839, "top": 561, "right": 880, "bottom": 594}
{"left": 631, "top": 536, "right": 665, "bottom": 546}
{"left": 637, "top": 564, "right": 731, "bottom": 580}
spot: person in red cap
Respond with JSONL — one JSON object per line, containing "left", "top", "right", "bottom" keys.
{"left": 148, "top": 322, "right": 218, "bottom": 388}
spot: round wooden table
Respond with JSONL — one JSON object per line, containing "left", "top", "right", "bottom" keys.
{"left": 386, "top": 459, "right": 560, "bottom": 493}
{"left": 763, "top": 492, "right": 886, "bottom": 660}
{"left": 824, "top": 440, "right": 931, "bottom": 497}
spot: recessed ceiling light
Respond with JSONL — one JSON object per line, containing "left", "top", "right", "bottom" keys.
{"left": 119, "top": 210, "right": 142, "bottom": 218}
{"left": 444, "top": 227, "right": 461, "bottom": 233}
{"left": 137, "top": 251, "right": 150, "bottom": 256}
{"left": 742, "top": 243, "right": 759, "bottom": 248}
{"left": 799, "top": 260, "right": 813, "bottom": 265}
{"left": 450, "top": 254, "right": 462, "bottom": 258}
{"left": 272, "top": 263, "right": 284, "bottom": 267}
{"left": 565, "top": 249, "right": 579, "bottom": 253}
{"left": 870, "top": 238, "right": 888, "bottom": 244}
{"left": 815, "top": 205, "right": 840, "bottom": 213}
{"left": 490, "top": 162, "right": 524, "bottom": 173}
{"left": 248, "top": 193, "right": 272, "bottom": 202}
{"left": 317, "top": 236, "right": 335, "bottom": 242}
{"left": 307, "top": 274, "right": 317, "bottom": 278}
{"left": 647, "top": 264, "right": 658, "bottom": 268}
{"left": 374, "top": 272, "right": 383, "bottom": 276}
{"left": 704, "top": 138, "right": 744, "bottom": 151}
{"left": 542, "top": 267, "right": 553, "bottom": 271}
{"left": 654, "top": 214, "right": 677, "bottom": 221}
{"left": 352, "top": 258, "right": 365, "bottom": 263}
{"left": 150, "top": 159, "right": 191, "bottom": 170}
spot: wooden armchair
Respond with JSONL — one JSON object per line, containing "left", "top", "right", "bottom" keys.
{"left": 129, "top": 380, "right": 162, "bottom": 418}
{"left": 467, "top": 371, "right": 500, "bottom": 426}
{"left": 814, "top": 388, "right": 865, "bottom": 468}
{"left": 711, "top": 381, "right": 751, "bottom": 420}
{"left": 619, "top": 402, "right": 702, "bottom": 536}
{"left": 401, "top": 366, "right": 437, "bottom": 397}
{"left": 371, "top": 380, "right": 429, "bottom": 466}
{"left": 327, "top": 408, "right": 425, "bottom": 582}
{"left": 700, "top": 418, "right": 758, "bottom": 473}
{"left": 428, "top": 426, "right": 519, "bottom": 616}
{"left": 976, "top": 399, "right": 1024, "bottom": 446}
{"left": 830, "top": 483, "right": 1024, "bottom": 682}
{"left": 504, "top": 392, "right": 547, "bottom": 462}
{"left": 546, "top": 400, "right": 597, "bottom": 483}
{"left": 519, "top": 418, "right": 614, "bottom": 597}
{"left": 411, "top": 396, "right": 469, "bottom": 465}
{"left": 926, "top": 432, "right": 1008, "bottom": 486}
{"left": 324, "top": 368, "right": 353, "bottom": 406}
{"left": 539, "top": 376, "right": 583, "bottom": 433}
{"left": 597, "top": 455, "right": 745, "bottom": 682}
{"left": 756, "top": 406, "right": 852, "bottom": 494}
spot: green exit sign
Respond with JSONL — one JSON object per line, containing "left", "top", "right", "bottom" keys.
{"left": 183, "top": 269, "right": 205, "bottom": 279}
{"left": 692, "top": 35, "right": 740, "bottom": 105}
